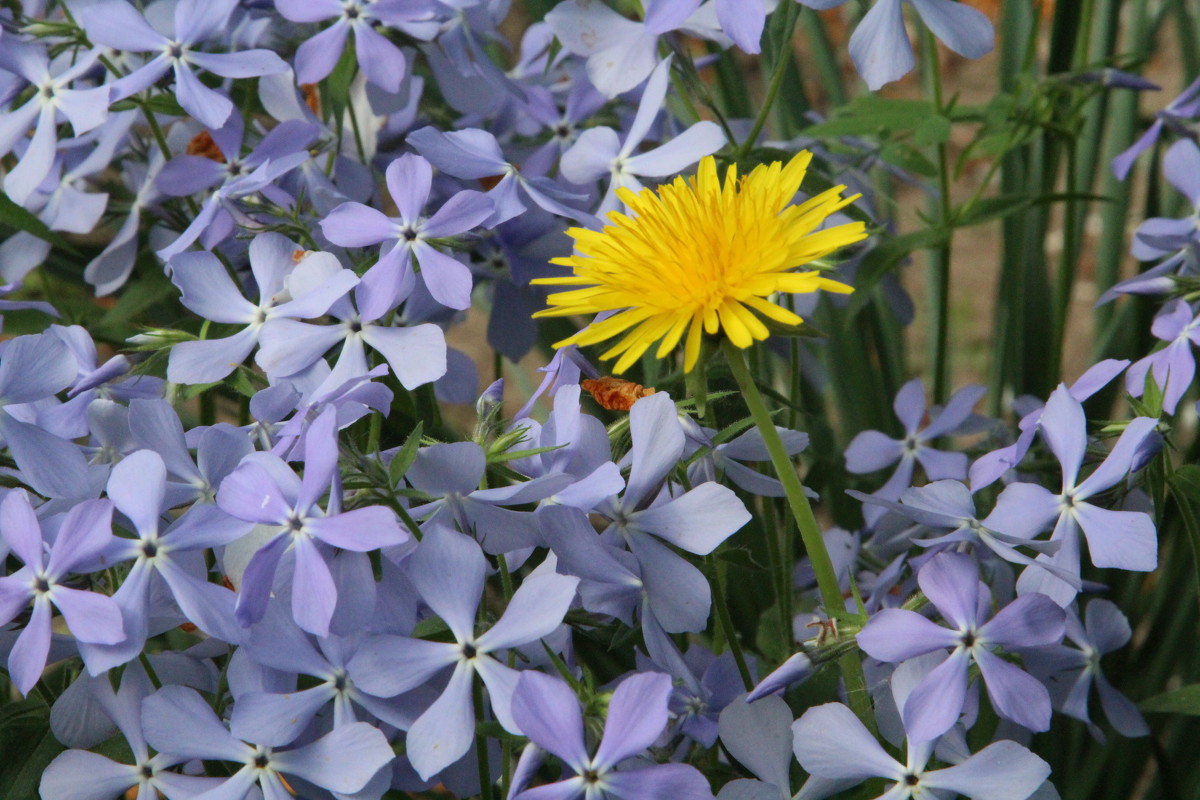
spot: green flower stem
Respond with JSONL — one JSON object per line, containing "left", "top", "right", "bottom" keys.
{"left": 472, "top": 672, "right": 495, "bottom": 800}
{"left": 920, "top": 30, "right": 954, "bottom": 405}
{"left": 721, "top": 340, "right": 873, "bottom": 728}
{"left": 736, "top": 0, "right": 800, "bottom": 162}
{"left": 708, "top": 554, "right": 755, "bottom": 691}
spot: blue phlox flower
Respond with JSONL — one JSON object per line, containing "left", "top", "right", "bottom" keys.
{"left": 848, "top": 0, "right": 995, "bottom": 91}
{"left": 1021, "top": 599, "right": 1149, "bottom": 742}
{"left": 216, "top": 406, "right": 409, "bottom": 634}
{"left": 255, "top": 250, "right": 448, "bottom": 391}
{"left": 40, "top": 665, "right": 224, "bottom": 799}
{"left": 0, "top": 41, "right": 110, "bottom": 206}
{"left": 405, "top": 440, "right": 574, "bottom": 554}
{"left": 792, "top": 701, "right": 1050, "bottom": 800}
{"left": 511, "top": 669, "right": 714, "bottom": 800}
{"left": 846, "top": 379, "right": 985, "bottom": 525}
{"left": 79, "top": 0, "right": 288, "bottom": 129}
{"left": 128, "top": 397, "right": 253, "bottom": 507}
{"left": 717, "top": 693, "right": 793, "bottom": 800}
{"left": 0, "top": 332, "right": 93, "bottom": 499}
{"left": 229, "top": 600, "right": 424, "bottom": 749}
{"left": 560, "top": 56, "right": 726, "bottom": 217}
{"left": 321, "top": 152, "right": 494, "bottom": 312}
{"left": 987, "top": 385, "right": 1159, "bottom": 606}
{"left": 508, "top": 384, "right": 625, "bottom": 512}
{"left": 595, "top": 392, "right": 751, "bottom": 633}
{"left": 0, "top": 491, "right": 123, "bottom": 695}
{"left": 545, "top": 0, "right": 704, "bottom": 98}
{"left": 140, "top": 683, "right": 395, "bottom": 799}
{"left": 850, "top": 479, "right": 1075, "bottom": 588}
{"left": 166, "top": 233, "right": 358, "bottom": 384}
{"left": 345, "top": 527, "right": 580, "bottom": 780}
{"left": 856, "top": 551, "right": 1065, "bottom": 741}
{"left": 408, "top": 125, "right": 600, "bottom": 228}
{"left": 77, "top": 449, "right": 251, "bottom": 674}
{"left": 1112, "top": 73, "right": 1200, "bottom": 179}
{"left": 277, "top": 0, "right": 442, "bottom": 93}
{"left": 1125, "top": 299, "right": 1200, "bottom": 414}
{"left": 969, "top": 359, "right": 1128, "bottom": 491}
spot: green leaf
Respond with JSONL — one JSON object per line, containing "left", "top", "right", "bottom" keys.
{"left": 914, "top": 115, "right": 952, "bottom": 147}
{"left": 0, "top": 192, "right": 76, "bottom": 253}
{"left": 388, "top": 422, "right": 424, "bottom": 487}
{"left": 0, "top": 698, "right": 64, "bottom": 800}
{"left": 843, "top": 228, "right": 950, "bottom": 322}
{"left": 878, "top": 142, "right": 937, "bottom": 176}
{"left": 1140, "top": 683, "right": 1200, "bottom": 715}
{"left": 800, "top": 96, "right": 937, "bottom": 138}
{"left": 1169, "top": 465, "right": 1200, "bottom": 614}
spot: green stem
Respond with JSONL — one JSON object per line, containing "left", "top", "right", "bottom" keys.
{"left": 708, "top": 555, "right": 754, "bottom": 691}
{"left": 472, "top": 672, "right": 495, "bottom": 800}
{"left": 721, "top": 341, "right": 873, "bottom": 728}
{"left": 736, "top": 1, "right": 800, "bottom": 161}
{"left": 138, "top": 652, "right": 163, "bottom": 691}
{"left": 921, "top": 30, "right": 953, "bottom": 404}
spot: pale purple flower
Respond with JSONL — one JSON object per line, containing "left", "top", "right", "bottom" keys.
{"left": 40, "top": 666, "right": 222, "bottom": 799}
{"left": 857, "top": 552, "right": 1065, "bottom": 741}
{"left": 229, "top": 601, "right": 421, "bottom": 747}
{"left": 407, "top": 125, "right": 598, "bottom": 228}
{"left": 256, "top": 255, "right": 448, "bottom": 390}
{"left": 560, "top": 56, "right": 726, "bottom": 216}
{"left": 320, "top": 153, "right": 493, "bottom": 311}
{"left": 1112, "top": 73, "right": 1200, "bottom": 179}
{"left": 511, "top": 670, "right": 713, "bottom": 800}
{"left": 405, "top": 441, "right": 573, "bottom": 554}
{"left": 1124, "top": 301, "right": 1200, "bottom": 415}
{"left": 0, "top": 491, "right": 123, "bottom": 695}
{"left": 717, "top": 693, "right": 793, "bottom": 800}
{"left": 792, "top": 701, "right": 1051, "bottom": 800}
{"left": 847, "top": 0, "right": 995, "bottom": 91}
{"left": 277, "top": 0, "right": 441, "bottom": 92}
{"left": 155, "top": 113, "right": 320, "bottom": 262}
{"left": 850, "top": 479, "right": 1074, "bottom": 586}
{"left": 0, "top": 333, "right": 93, "bottom": 499}
{"left": 141, "top": 684, "right": 395, "bottom": 799}
{"left": 0, "top": 42, "right": 109, "bottom": 206}
{"left": 595, "top": 392, "right": 752, "bottom": 633}
{"left": 79, "top": 0, "right": 288, "bottom": 128}
{"left": 166, "top": 234, "right": 358, "bottom": 384}
{"left": 77, "top": 449, "right": 250, "bottom": 674}
{"left": 545, "top": 0, "right": 703, "bottom": 97}
{"left": 987, "top": 385, "right": 1160, "bottom": 606}
{"left": 969, "top": 359, "right": 1128, "bottom": 490}
{"left": 128, "top": 397, "right": 252, "bottom": 507}
{"left": 845, "top": 379, "right": 984, "bottom": 524}
{"left": 216, "top": 407, "right": 408, "bottom": 635}
{"left": 1022, "top": 599, "right": 1149, "bottom": 742}
{"left": 347, "top": 528, "right": 580, "bottom": 780}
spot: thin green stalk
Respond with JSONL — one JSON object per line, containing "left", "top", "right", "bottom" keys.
{"left": 920, "top": 30, "right": 953, "bottom": 404}
{"left": 473, "top": 673, "right": 495, "bottom": 800}
{"left": 138, "top": 652, "right": 163, "bottom": 691}
{"left": 737, "top": 1, "right": 800, "bottom": 161}
{"left": 721, "top": 340, "right": 873, "bottom": 728}
{"left": 708, "top": 555, "right": 755, "bottom": 691}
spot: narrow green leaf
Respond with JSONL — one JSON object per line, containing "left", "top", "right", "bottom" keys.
{"left": 388, "top": 421, "right": 424, "bottom": 487}
{"left": 0, "top": 193, "right": 76, "bottom": 253}
{"left": 1140, "top": 683, "right": 1200, "bottom": 715}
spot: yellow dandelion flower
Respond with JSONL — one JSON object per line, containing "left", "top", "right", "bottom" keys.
{"left": 532, "top": 151, "right": 868, "bottom": 373}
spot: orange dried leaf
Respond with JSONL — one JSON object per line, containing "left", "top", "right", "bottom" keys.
{"left": 581, "top": 377, "right": 656, "bottom": 412}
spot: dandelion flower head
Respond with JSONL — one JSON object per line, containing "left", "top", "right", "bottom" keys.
{"left": 532, "top": 152, "right": 868, "bottom": 373}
